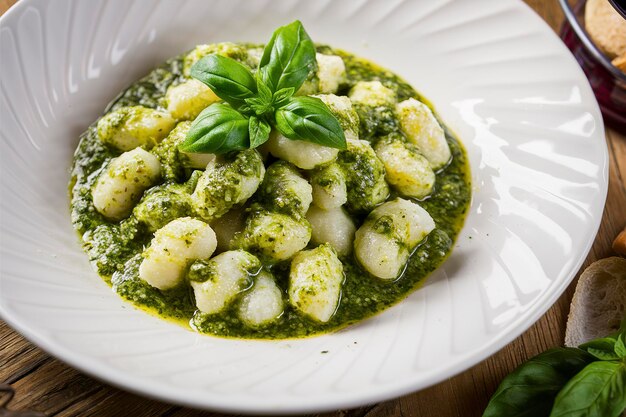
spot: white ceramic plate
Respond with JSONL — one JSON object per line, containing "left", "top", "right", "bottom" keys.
{"left": 0, "top": 0, "right": 607, "bottom": 413}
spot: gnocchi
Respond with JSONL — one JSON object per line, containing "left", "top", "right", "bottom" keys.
{"left": 92, "top": 148, "right": 161, "bottom": 221}
{"left": 289, "top": 244, "right": 344, "bottom": 323}
{"left": 189, "top": 250, "right": 260, "bottom": 314}
{"left": 97, "top": 106, "right": 175, "bottom": 151}
{"left": 309, "top": 162, "right": 348, "bottom": 209}
{"left": 396, "top": 98, "right": 451, "bottom": 170}
{"left": 238, "top": 271, "right": 284, "bottom": 327}
{"left": 375, "top": 134, "right": 435, "bottom": 199}
{"left": 165, "top": 79, "right": 220, "bottom": 121}
{"left": 192, "top": 149, "right": 265, "bottom": 221}
{"left": 354, "top": 198, "right": 435, "bottom": 279}
{"left": 139, "top": 217, "right": 217, "bottom": 290}
{"left": 257, "top": 161, "right": 312, "bottom": 219}
{"left": 232, "top": 210, "right": 311, "bottom": 262}
{"left": 264, "top": 130, "right": 339, "bottom": 170}
{"left": 306, "top": 205, "right": 356, "bottom": 257}
{"left": 336, "top": 139, "right": 390, "bottom": 214}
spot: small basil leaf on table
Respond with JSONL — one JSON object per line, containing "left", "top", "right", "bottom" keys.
{"left": 615, "top": 332, "right": 626, "bottom": 358}
{"left": 259, "top": 20, "right": 317, "bottom": 92}
{"left": 482, "top": 348, "right": 596, "bottom": 417}
{"left": 190, "top": 54, "right": 257, "bottom": 107}
{"left": 248, "top": 116, "right": 271, "bottom": 149}
{"left": 181, "top": 104, "right": 250, "bottom": 154}
{"left": 580, "top": 336, "right": 620, "bottom": 361}
{"left": 275, "top": 96, "right": 347, "bottom": 149}
{"left": 550, "top": 361, "right": 626, "bottom": 417}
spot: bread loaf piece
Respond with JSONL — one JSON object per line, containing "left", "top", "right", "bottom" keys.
{"left": 613, "top": 227, "right": 626, "bottom": 256}
{"left": 585, "top": 0, "right": 626, "bottom": 59}
{"left": 565, "top": 257, "right": 626, "bottom": 347}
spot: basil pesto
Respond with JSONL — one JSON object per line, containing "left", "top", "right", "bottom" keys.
{"left": 70, "top": 42, "right": 471, "bottom": 339}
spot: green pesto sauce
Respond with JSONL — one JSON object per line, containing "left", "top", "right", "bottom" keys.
{"left": 70, "top": 45, "right": 471, "bottom": 339}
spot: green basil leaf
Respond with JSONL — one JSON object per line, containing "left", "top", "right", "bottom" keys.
{"left": 550, "top": 361, "right": 626, "bottom": 417}
{"left": 180, "top": 103, "right": 250, "bottom": 154}
{"left": 614, "top": 332, "right": 626, "bottom": 358}
{"left": 580, "top": 337, "right": 620, "bottom": 361}
{"left": 244, "top": 96, "right": 272, "bottom": 116}
{"left": 248, "top": 116, "right": 271, "bottom": 149}
{"left": 483, "top": 348, "right": 596, "bottom": 417}
{"left": 273, "top": 87, "right": 295, "bottom": 107}
{"left": 274, "top": 96, "right": 346, "bottom": 149}
{"left": 190, "top": 54, "right": 256, "bottom": 107}
{"left": 259, "top": 20, "right": 317, "bottom": 92}
{"left": 256, "top": 74, "right": 273, "bottom": 103}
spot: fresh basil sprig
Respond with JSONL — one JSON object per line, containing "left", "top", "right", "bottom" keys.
{"left": 482, "top": 348, "right": 596, "bottom": 417}
{"left": 180, "top": 20, "right": 346, "bottom": 155}
{"left": 483, "top": 328, "right": 626, "bottom": 417}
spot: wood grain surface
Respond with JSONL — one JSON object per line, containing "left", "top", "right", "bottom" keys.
{"left": 1, "top": 1, "right": 625, "bottom": 416}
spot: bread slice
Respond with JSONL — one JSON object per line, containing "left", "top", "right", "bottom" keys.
{"left": 585, "top": 0, "right": 626, "bottom": 59}
{"left": 565, "top": 257, "right": 626, "bottom": 347}
{"left": 613, "top": 227, "right": 626, "bottom": 255}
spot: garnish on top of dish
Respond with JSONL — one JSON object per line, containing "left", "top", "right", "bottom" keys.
{"left": 69, "top": 21, "right": 471, "bottom": 339}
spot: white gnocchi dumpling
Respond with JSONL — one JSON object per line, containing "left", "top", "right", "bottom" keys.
{"left": 189, "top": 250, "right": 260, "bottom": 314}
{"left": 264, "top": 130, "right": 339, "bottom": 170}
{"left": 374, "top": 136, "right": 435, "bottom": 199}
{"left": 396, "top": 98, "right": 451, "bottom": 170}
{"left": 336, "top": 139, "right": 390, "bottom": 213}
{"left": 183, "top": 42, "right": 250, "bottom": 76}
{"left": 258, "top": 161, "right": 312, "bottom": 218}
{"left": 354, "top": 198, "right": 435, "bottom": 279}
{"left": 210, "top": 207, "right": 247, "bottom": 253}
{"left": 309, "top": 163, "right": 348, "bottom": 209}
{"left": 92, "top": 148, "right": 161, "bottom": 221}
{"left": 152, "top": 121, "right": 215, "bottom": 180}
{"left": 192, "top": 149, "right": 265, "bottom": 221}
{"left": 232, "top": 210, "right": 311, "bottom": 262}
{"left": 306, "top": 206, "right": 356, "bottom": 257}
{"left": 139, "top": 217, "right": 217, "bottom": 290}
{"left": 238, "top": 270, "right": 284, "bottom": 327}
{"left": 316, "top": 53, "right": 346, "bottom": 94}
{"left": 312, "top": 94, "right": 359, "bottom": 139}
{"left": 348, "top": 81, "right": 396, "bottom": 108}
{"left": 97, "top": 106, "right": 175, "bottom": 151}
{"left": 288, "top": 244, "right": 344, "bottom": 322}
{"left": 165, "top": 79, "right": 220, "bottom": 121}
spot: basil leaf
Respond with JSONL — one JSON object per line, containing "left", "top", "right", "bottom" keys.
{"left": 190, "top": 54, "right": 256, "bottom": 107}
{"left": 273, "top": 87, "right": 295, "bottom": 107}
{"left": 259, "top": 20, "right": 317, "bottom": 92}
{"left": 614, "top": 332, "right": 626, "bottom": 358}
{"left": 245, "top": 96, "right": 273, "bottom": 117}
{"left": 580, "top": 337, "right": 620, "bottom": 361}
{"left": 550, "top": 361, "right": 626, "bottom": 417}
{"left": 248, "top": 116, "right": 271, "bottom": 148}
{"left": 256, "top": 74, "right": 273, "bottom": 103}
{"left": 483, "top": 348, "right": 596, "bottom": 417}
{"left": 274, "top": 96, "right": 346, "bottom": 149}
{"left": 180, "top": 104, "right": 250, "bottom": 154}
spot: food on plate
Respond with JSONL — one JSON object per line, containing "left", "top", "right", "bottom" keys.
{"left": 69, "top": 21, "right": 470, "bottom": 338}
{"left": 565, "top": 257, "right": 626, "bottom": 347}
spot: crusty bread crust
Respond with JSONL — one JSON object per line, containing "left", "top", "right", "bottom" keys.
{"left": 565, "top": 257, "right": 626, "bottom": 347}
{"left": 613, "top": 227, "right": 626, "bottom": 255}
{"left": 585, "top": 0, "right": 626, "bottom": 59}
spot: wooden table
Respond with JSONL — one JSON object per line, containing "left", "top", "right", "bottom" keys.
{"left": 1, "top": 0, "right": 625, "bottom": 416}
